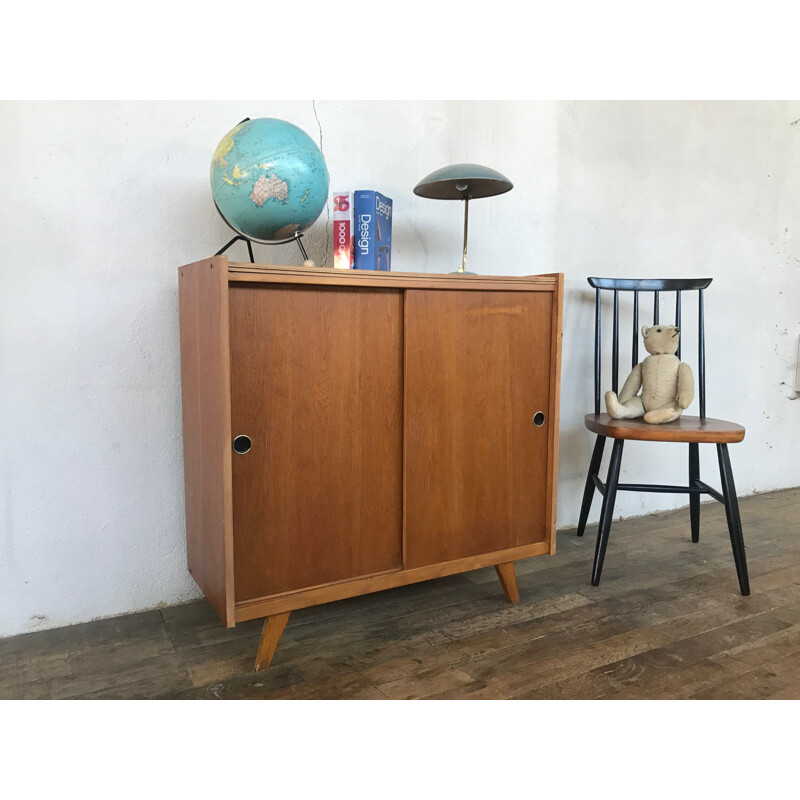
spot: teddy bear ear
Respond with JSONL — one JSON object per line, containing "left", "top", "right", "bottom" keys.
{"left": 641, "top": 324, "right": 650, "bottom": 337}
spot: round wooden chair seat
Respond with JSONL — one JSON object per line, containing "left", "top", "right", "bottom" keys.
{"left": 584, "top": 413, "right": 745, "bottom": 444}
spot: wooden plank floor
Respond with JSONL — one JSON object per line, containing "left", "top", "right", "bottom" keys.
{"left": 2, "top": 487, "right": 799, "bottom": 699}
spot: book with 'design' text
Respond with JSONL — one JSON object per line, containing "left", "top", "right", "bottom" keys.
{"left": 353, "top": 190, "right": 392, "bottom": 271}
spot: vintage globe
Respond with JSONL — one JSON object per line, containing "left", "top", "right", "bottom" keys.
{"left": 210, "top": 117, "right": 329, "bottom": 242}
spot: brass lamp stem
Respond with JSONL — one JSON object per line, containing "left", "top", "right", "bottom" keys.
{"left": 459, "top": 196, "right": 470, "bottom": 273}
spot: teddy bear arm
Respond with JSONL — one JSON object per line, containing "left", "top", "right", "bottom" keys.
{"left": 677, "top": 362, "right": 694, "bottom": 409}
{"left": 617, "top": 363, "right": 643, "bottom": 404}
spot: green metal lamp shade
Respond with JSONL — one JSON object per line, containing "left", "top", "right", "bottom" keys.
{"left": 413, "top": 163, "right": 513, "bottom": 200}
{"left": 413, "top": 163, "right": 513, "bottom": 274}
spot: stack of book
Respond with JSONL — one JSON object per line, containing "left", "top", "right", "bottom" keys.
{"left": 332, "top": 190, "right": 392, "bottom": 271}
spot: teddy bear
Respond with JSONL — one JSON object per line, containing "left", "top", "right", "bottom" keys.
{"left": 605, "top": 324, "right": 694, "bottom": 424}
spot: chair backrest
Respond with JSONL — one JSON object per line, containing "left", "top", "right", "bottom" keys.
{"left": 588, "top": 277, "right": 713, "bottom": 418}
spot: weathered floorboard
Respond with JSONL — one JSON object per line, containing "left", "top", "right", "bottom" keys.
{"left": 0, "top": 486, "right": 798, "bottom": 699}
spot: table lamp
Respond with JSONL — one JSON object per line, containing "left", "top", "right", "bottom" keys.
{"left": 413, "top": 163, "right": 513, "bottom": 274}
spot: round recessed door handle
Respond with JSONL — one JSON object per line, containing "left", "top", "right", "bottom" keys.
{"left": 232, "top": 435, "right": 252, "bottom": 454}
{"left": 533, "top": 412, "right": 546, "bottom": 427}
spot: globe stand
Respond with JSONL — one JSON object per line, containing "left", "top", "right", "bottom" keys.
{"left": 214, "top": 231, "right": 310, "bottom": 264}
{"left": 213, "top": 199, "right": 311, "bottom": 265}
{"left": 215, "top": 235, "right": 256, "bottom": 262}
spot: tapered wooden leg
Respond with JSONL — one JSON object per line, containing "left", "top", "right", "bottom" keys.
{"left": 592, "top": 438, "right": 624, "bottom": 586}
{"left": 689, "top": 442, "right": 700, "bottom": 543}
{"left": 254, "top": 611, "right": 291, "bottom": 671}
{"left": 577, "top": 435, "right": 606, "bottom": 536}
{"left": 717, "top": 444, "right": 750, "bottom": 596}
{"left": 495, "top": 562, "right": 520, "bottom": 604}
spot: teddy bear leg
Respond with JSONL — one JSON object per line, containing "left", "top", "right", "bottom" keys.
{"left": 643, "top": 406, "right": 682, "bottom": 424}
{"left": 605, "top": 391, "right": 645, "bottom": 419}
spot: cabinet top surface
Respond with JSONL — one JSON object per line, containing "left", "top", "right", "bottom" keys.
{"left": 186, "top": 258, "right": 562, "bottom": 292}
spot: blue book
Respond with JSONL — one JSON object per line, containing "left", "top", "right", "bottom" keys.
{"left": 353, "top": 190, "right": 392, "bottom": 271}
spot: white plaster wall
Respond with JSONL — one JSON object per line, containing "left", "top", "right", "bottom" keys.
{"left": 1, "top": 100, "right": 798, "bottom": 638}
{"left": 555, "top": 101, "right": 800, "bottom": 522}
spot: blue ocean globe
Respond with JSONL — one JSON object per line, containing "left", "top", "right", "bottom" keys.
{"left": 210, "top": 117, "right": 329, "bottom": 242}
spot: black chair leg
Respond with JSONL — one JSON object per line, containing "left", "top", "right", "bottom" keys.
{"left": 717, "top": 443, "right": 750, "bottom": 596}
{"left": 592, "top": 438, "right": 624, "bottom": 586}
{"left": 577, "top": 435, "right": 606, "bottom": 537}
{"left": 689, "top": 442, "right": 700, "bottom": 543}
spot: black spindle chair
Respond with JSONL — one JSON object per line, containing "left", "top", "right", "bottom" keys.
{"left": 577, "top": 277, "right": 749, "bottom": 595}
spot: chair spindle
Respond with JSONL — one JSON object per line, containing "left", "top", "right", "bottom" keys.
{"left": 588, "top": 277, "right": 711, "bottom": 420}
{"left": 594, "top": 287, "right": 601, "bottom": 415}
{"left": 699, "top": 288, "right": 706, "bottom": 418}
{"left": 612, "top": 290, "right": 620, "bottom": 393}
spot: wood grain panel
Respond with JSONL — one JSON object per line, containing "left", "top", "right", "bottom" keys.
{"left": 229, "top": 284, "right": 403, "bottom": 600}
{"left": 177, "top": 257, "right": 234, "bottom": 626}
{"left": 547, "top": 274, "right": 564, "bottom": 553}
{"left": 234, "top": 541, "right": 550, "bottom": 621}
{"left": 404, "top": 289, "right": 553, "bottom": 568}
{"left": 227, "top": 263, "right": 561, "bottom": 292}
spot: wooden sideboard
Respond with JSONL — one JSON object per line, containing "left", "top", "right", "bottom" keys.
{"left": 178, "top": 257, "right": 563, "bottom": 669}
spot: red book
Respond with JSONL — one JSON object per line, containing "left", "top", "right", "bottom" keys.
{"left": 332, "top": 191, "right": 354, "bottom": 269}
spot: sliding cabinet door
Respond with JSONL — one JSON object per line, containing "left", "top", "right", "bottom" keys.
{"left": 404, "top": 289, "right": 552, "bottom": 568}
{"left": 228, "top": 284, "right": 404, "bottom": 600}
